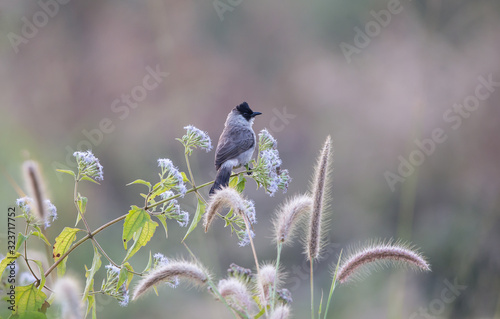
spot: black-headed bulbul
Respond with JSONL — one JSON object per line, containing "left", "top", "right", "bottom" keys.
{"left": 209, "top": 102, "right": 262, "bottom": 195}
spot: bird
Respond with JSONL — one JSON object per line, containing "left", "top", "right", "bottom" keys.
{"left": 209, "top": 102, "right": 262, "bottom": 195}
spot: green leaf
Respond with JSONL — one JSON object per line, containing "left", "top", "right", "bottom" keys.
{"left": 236, "top": 175, "right": 247, "bottom": 193}
{"left": 150, "top": 187, "right": 168, "bottom": 202}
{"left": 85, "top": 294, "right": 97, "bottom": 319}
{"left": 142, "top": 251, "right": 153, "bottom": 273}
{"left": 254, "top": 306, "right": 266, "bottom": 318}
{"left": 75, "top": 194, "right": 88, "bottom": 227}
{"left": 80, "top": 175, "right": 100, "bottom": 185}
{"left": 55, "top": 169, "right": 76, "bottom": 179}
{"left": 182, "top": 198, "right": 206, "bottom": 242}
{"left": 19, "top": 311, "right": 47, "bottom": 319}
{"left": 318, "top": 289, "right": 324, "bottom": 317}
{"left": 15, "top": 233, "right": 30, "bottom": 253}
{"left": 123, "top": 218, "right": 158, "bottom": 262}
{"left": 0, "top": 252, "right": 21, "bottom": 277}
{"left": 122, "top": 206, "right": 149, "bottom": 249}
{"left": 117, "top": 262, "right": 134, "bottom": 291}
{"left": 180, "top": 172, "right": 189, "bottom": 182}
{"left": 229, "top": 176, "right": 238, "bottom": 188}
{"left": 53, "top": 227, "right": 81, "bottom": 277}
{"left": 15, "top": 284, "right": 47, "bottom": 314}
{"left": 126, "top": 179, "right": 152, "bottom": 191}
{"left": 156, "top": 214, "right": 168, "bottom": 238}
{"left": 32, "top": 225, "right": 51, "bottom": 246}
{"left": 83, "top": 246, "right": 102, "bottom": 301}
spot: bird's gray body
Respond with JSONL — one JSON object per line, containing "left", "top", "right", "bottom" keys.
{"left": 210, "top": 103, "right": 261, "bottom": 194}
{"left": 215, "top": 110, "right": 256, "bottom": 170}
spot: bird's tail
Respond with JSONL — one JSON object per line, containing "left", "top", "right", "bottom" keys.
{"left": 209, "top": 165, "right": 232, "bottom": 195}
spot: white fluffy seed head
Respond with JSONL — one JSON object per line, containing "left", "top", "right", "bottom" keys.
{"left": 270, "top": 305, "right": 291, "bottom": 319}
{"left": 306, "top": 136, "right": 332, "bottom": 261}
{"left": 132, "top": 260, "right": 209, "bottom": 301}
{"left": 54, "top": 277, "right": 83, "bottom": 319}
{"left": 257, "top": 264, "right": 282, "bottom": 306}
{"left": 336, "top": 240, "right": 431, "bottom": 284}
{"left": 218, "top": 277, "right": 255, "bottom": 313}
{"left": 204, "top": 187, "right": 249, "bottom": 232}
{"left": 273, "top": 195, "right": 312, "bottom": 245}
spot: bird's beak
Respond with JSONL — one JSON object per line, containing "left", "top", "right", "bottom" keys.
{"left": 251, "top": 112, "right": 262, "bottom": 117}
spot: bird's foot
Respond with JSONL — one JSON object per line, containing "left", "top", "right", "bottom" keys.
{"left": 245, "top": 164, "right": 253, "bottom": 175}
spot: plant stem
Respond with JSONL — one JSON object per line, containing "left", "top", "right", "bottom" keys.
{"left": 242, "top": 215, "right": 267, "bottom": 316}
{"left": 184, "top": 152, "right": 207, "bottom": 206}
{"left": 242, "top": 217, "right": 260, "bottom": 276}
{"left": 310, "top": 258, "right": 315, "bottom": 319}
{"left": 44, "top": 213, "right": 126, "bottom": 278}
{"left": 23, "top": 222, "right": 40, "bottom": 283}
{"left": 74, "top": 178, "right": 91, "bottom": 234}
{"left": 323, "top": 250, "right": 342, "bottom": 319}
{"left": 271, "top": 243, "right": 282, "bottom": 313}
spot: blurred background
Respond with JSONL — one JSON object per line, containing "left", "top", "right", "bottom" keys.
{"left": 1, "top": 0, "right": 499, "bottom": 318}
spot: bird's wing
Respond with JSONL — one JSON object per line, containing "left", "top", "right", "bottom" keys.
{"left": 215, "top": 128, "right": 255, "bottom": 170}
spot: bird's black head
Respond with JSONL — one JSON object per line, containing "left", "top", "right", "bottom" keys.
{"left": 235, "top": 102, "right": 262, "bottom": 121}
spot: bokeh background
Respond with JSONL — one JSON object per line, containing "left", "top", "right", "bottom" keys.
{"left": 1, "top": 0, "right": 500, "bottom": 318}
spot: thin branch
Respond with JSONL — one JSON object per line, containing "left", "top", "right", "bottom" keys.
{"left": 44, "top": 173, "right": 247, "bottom": 278}
{"left": 23, "top": 222, "right": 40, "bottom": 283}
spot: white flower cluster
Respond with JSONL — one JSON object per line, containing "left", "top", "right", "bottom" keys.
{"left": 181, "top": 125, "right": 213, "bottom": 154}
{"left": 73, "top": 150, "right": 104, "bottom": 181}
{"left": 16, "top": 197, "right": 57, "bottom": 228}
{"left": 157, "top": 158, "right": 187, "bottom": 196}
{"left": 160, "top": 191, "right": 190, "bottom": 227}
{"left": 254, "top": 130, "right": 291, "bottom": 196}
{"left": 103, "top": 264, "right": 130, "bottom": 307}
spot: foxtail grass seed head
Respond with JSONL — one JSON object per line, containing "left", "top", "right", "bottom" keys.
{"left": 204, "top": 187, "right": 256, "bottom": 232}
{"left": 269, "top": 305, "right": 291, "bottom": 319}
{"left": 73, "top": 150, "right": 103, "bottom": 181}
{"left": 132, "top": 260, "right": 209, "bottom": 301}
{"left": 218, "top": 277, "right": 255, "bottom": 314}
{"left": 306, "top": 136, "right": 332, "bottom": 261}
{"left": 336, "top": 241, "right": 431, "bottom": 284}
{"left": 54, "top": 277, "right": 83, "bottom": 319}
{"left": 22, "top": 160, "right": 48, "bottom": 223}
{"left": 152, "top": 253, "right": 179, "bottom": 287}
{"left": 182, "top": 125, "right": 213, "bottom": 153}
{"left": 257, "top": 264, "right": 281, "bottom": 305}
{"left": 157, "top": 158, "right": 187, "bottom": 196}
{"left": 273, "top": 195, "right": 313, "bottom": 245}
